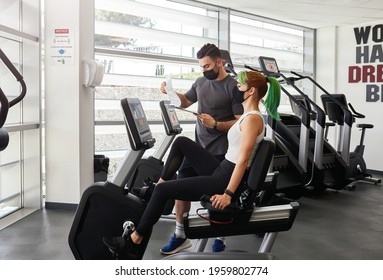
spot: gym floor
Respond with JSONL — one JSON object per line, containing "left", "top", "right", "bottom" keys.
{"left": 0, "top": 176, "right": 382, "bottom": 260}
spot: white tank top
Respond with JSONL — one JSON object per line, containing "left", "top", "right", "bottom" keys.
{"left": 225, "top": 111, "right": 265, "bottom": 168}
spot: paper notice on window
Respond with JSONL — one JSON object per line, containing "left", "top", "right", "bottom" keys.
{"left": 166, "top": 76, "right": 181, "bottom": 107}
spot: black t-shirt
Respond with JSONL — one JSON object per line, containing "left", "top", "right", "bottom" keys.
{"left": 185, "top": 74, "right": 243, "bottom": 155}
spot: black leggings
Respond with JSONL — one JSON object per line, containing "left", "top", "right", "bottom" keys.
{"left": 135, "top": 136, "right": 235, "bottom": 236}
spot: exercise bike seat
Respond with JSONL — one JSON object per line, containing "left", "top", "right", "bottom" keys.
{"left": 356, "top": 123, "right": 373, "bottom": 129}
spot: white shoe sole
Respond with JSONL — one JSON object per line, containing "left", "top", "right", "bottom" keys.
{"left": 160, "top": 239, "right": 192, "bottom": 255}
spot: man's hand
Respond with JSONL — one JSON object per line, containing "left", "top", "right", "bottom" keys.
{"left": 197, "top": 113, "right": 216, "bottom": 129}
{"left": 160, "top": 81, "right": 167, "bottom": 94}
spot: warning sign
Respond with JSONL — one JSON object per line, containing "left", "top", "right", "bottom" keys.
{"left": 48, "top": 28, "right": 74, "bottom": 65}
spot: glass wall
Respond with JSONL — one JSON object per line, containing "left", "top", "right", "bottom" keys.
{"left": 0, "top": 0, "right": 41, "bottom": 222}
{"left": 94, "top": 0, "right": 315, "bottom": 176}
{"left": 229, "top": 11, "right": 314, "bottom": 112}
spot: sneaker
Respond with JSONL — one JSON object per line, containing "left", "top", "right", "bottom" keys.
{"left": 212, "top": 238, "right": 226, "bottom": 252}
{"left": 160, "top": 234, "right": 192, "bottom": 255}
{"left": 102, "top": 235, "right": 141, "bottom": 259}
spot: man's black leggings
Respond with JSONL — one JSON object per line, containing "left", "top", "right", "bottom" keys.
{"left": 135, "top": 136, "right": 236, "bottom": 236}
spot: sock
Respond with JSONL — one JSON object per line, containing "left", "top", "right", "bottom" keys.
{"left": 175, "top": 222, "right": 186, "bottom": 239}
{"left": 217, "top": 237, "right": 226, "bottom": 244}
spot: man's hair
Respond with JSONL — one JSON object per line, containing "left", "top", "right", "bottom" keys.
{"left": 196, "top": 43, "right": 221, "bottom": 59}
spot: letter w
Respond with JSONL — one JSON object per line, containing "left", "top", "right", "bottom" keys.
{"left": 354, "top": 26, "right": 371, "bottom": 44}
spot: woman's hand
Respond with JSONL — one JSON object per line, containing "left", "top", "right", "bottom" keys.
{"left": 211, "top": 193, "right": 232, "bottom": 210}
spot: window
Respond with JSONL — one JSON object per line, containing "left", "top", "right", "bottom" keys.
{"left": 94, "top": 0, "right": 314, "bottom": 176}
{"left": 229, "top": 12, "right": 314, "bottom": 113}
{"left": 0, "top": 0, "right": 41, "bottom": 221}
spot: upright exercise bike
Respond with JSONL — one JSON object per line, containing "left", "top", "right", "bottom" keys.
{"left": 320, "top": 93, "right": 381, "bottom": 188}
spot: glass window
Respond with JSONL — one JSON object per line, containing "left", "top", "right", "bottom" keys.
{"left": 0, "top": 131, "right": 22, "bottom": 218}
{"left": 0, "top": 0, "right": 20, "bottom": 31}
{"left": 229, "top": 12, "right": 314, "bottom": 114}
{"left": 0, "top": 0, "right": 41, "bottom": 220}
{"left": 230, "top": 14, "right": 305, "bottom": 70}
{"left": 95, "top": 0, "right": 218, "bottom": 57}
{"left": 94, "top": 0, "right": 314, "bottom": 177}
{"left": 94, "top": 0, "right": 219, "bottom": 174}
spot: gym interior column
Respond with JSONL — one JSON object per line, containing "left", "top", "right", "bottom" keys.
{"left": 44, "top": 0, "right": 95, "bottom": 208}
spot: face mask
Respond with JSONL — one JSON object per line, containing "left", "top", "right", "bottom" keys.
{"left": 232, "top": 86, "right": 251, "bottom": 103}
{"left": 203, "top": 64, "right": 219, "bottom": 80}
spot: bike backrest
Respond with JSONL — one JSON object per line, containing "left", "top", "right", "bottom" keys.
{"left": 246, "top": 138, "right": 276, "bottom": 193}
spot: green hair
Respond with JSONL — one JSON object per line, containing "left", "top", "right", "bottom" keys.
{"left": 264, "top": 77, "right": 281, "bottom": 121}
{"left": 237, "top": 70, "right": 248, "bottom": 85}
{"left": 237, "top": 70, "right": 281, "bottom": 121}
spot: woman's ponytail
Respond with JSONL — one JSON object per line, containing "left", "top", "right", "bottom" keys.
{"left": 264, "top": 77, "right": 281, "bottom": 121}
{"left": 236, "top": 70, "right": 281, "bottom": 121}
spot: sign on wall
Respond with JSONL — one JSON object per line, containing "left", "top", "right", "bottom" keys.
{"left": 48, "top": 28, "right": 74, "bottom": 65}
{"left": 348, "top": 24, "right": 383, "bottom": 102}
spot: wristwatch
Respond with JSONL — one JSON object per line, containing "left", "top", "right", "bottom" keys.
{"left": 224, "top": 189, "right": 234, "bottom": 197}
{"left": 213, "top": 120, "right": 218, "bottom": 130}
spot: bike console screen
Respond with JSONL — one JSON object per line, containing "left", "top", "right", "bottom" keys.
{"left": 160, "top": 100, "right": 182, "bottom": 135}
{"left": 258, "top": 56, "right": 280, "bottom": 77}
{"left": 129, "top": 101, "right": 150, "bottom": 138}
{"left": 121, "top": 98, "right": 154, "bottom": 150}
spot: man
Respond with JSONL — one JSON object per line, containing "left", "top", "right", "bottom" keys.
{"left": 160, "top": 43, "right": 243, "bottom": 254}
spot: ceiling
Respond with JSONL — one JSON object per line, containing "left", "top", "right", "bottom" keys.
{"left": 198, "top": 0, "right": 383, "bottom": 29}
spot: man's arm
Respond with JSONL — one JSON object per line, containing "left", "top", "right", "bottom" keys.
{"left": 198, "top": 114, "right": 240, "bottom": 133}
{"left": 176, "top": 92, "right": 194, "bottom": 108}
{"left": 160, "top": 81, "right": 193, "bottom": 108}
{"left": 215, "top": 114, "right": 240, "bottom": 132}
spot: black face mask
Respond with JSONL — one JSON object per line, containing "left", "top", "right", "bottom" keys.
{"left": 232, "top": 86, "right": 250, "bottom": 103}
{"left": 203, "top": 65, "right": 219, "bottom": 80}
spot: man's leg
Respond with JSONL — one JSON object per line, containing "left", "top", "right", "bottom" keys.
{"left": 211, "top": 155, "right": 226, "bottom": 253}
{"left": 159, "top": 137, "right": 219, "bottom": 255}
{"left": 174, "top": 162, "right": 195, "bottom": 233}
{"left": 169, "top": 154, "right": 227, "bottom": 253}
{"left": 160, "top": 163, "right": 194, "bottom": 254}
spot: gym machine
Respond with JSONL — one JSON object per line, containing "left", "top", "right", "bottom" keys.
{"left": 69, "top": 97, "right": 300, "bottom": 260}
{"left": 240, "top": 67, "right": 311, "bottom": 199}
{"left": 221, "top": 50, "right": 309, "bottom": 199}
{"left": 290, "top": 67, "right": 381, "bottom": 188}
{"left": 258, "top": 56, "right": 380, "bottom": 191}
{"left": 69, "top": 98, "right": 156, "bottom": 259}
{"left": 0, "top": 48, "right": 27, "bottom": 152}
{"left": 320, "top": 94, "right": 381, "bottom": 187}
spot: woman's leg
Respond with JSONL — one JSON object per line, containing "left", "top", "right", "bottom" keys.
{"left": 153, "top": 137, "right": 222, "bottom": 252}
{"left": 104, "top": 160, "right": 235, "bottom": 256}
{"left": 161, "top": 136, "right": 220, "bottom": 180}
{"left": 135, "top": 173, "right": 229, "bottom": 238}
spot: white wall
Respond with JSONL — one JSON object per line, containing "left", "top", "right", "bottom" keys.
{"left": 44, "top": 0, "right": 95, "bottom": 205}
{"left": 316, "top": 21, "right": 383, "bottom": 171}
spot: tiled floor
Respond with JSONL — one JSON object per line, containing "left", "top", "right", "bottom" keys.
{"left": 0, "top": 177, "right": 382, "bottom": 260}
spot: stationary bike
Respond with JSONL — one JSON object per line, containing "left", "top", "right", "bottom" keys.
{"left": 321, "top": 94, "right": 381, "bottom": 188}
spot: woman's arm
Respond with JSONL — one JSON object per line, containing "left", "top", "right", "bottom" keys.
{"left": 211, "top": 114, "right": 264, "bottom": 210}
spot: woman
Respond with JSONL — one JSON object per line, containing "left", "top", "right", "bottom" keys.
{"left": 103, "top": 70, "right": 281, "bottom": 258}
